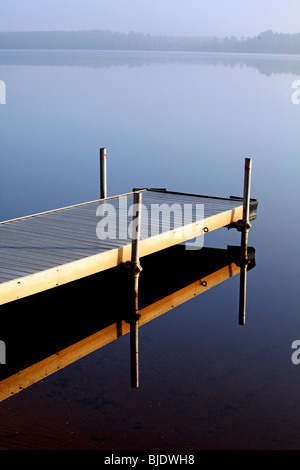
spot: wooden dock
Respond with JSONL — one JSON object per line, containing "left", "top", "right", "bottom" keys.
{"left": 0, "top": 188, "right": 257, "bottom": 306}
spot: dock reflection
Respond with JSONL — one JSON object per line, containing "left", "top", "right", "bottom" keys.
{"left": 0, "top": 243, "right": 255, "bottom": 401}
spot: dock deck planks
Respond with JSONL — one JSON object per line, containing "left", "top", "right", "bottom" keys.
{"left": 0, "top": 189, "right": 249, "bottom": 305}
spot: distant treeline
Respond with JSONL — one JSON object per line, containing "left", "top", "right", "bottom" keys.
{"left": 0, "top": 29, "right": 300, "bottom": 54}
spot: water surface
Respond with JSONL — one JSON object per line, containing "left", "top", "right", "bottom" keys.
{"left": 0, "top": 50, "right": 300, "bottom": 450}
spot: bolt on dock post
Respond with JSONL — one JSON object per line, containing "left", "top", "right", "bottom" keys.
{"left": 100, "top": 148, "right": 107, "bottom": 199}
{"left": 239, "top": 157, "right": 252, "bottom": 325}
{"left": 130, "top": 191, "right": 143, "bottom": 388}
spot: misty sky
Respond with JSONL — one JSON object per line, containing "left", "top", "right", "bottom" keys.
{"left": 1, "top": 0, "right": 299, "bottom": 37}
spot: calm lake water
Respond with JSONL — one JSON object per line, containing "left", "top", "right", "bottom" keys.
{"left": 0, "top": 50, "right": 300, "bottom": 450}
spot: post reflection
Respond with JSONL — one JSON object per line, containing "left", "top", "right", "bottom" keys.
{"left": 0, "top": 243, "right": 256, "bottom": 400}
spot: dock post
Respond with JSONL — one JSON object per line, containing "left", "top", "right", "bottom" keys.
{"left": 100, "top": 148, "right": 107, "bottom": 199}
{"left": 239, "top": 158, "right": 252, "bottom": 325}
{"left": 130, "top": 191, "right": 143, "bottom": 388}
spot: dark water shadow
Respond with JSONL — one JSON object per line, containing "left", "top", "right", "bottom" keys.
{"left": 0, "top": 243, "right": 255, "bottom": 401}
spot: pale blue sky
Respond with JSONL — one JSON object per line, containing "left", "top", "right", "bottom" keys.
{"left": 1, "top": 0, "right": 299, "bottom": 37}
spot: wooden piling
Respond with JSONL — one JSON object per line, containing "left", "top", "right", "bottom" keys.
{"left": 100, "top": 148, "right": 107, "bottom": 199}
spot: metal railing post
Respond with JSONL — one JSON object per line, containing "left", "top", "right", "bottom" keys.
{"left": 100, "top": 148, "right": 107, "bottom": 199}
{"left": 130, "top": 190, "right": 143, "bottom": 388}
{"left": 239, "top": 158, "right": 252, "bottom": 325}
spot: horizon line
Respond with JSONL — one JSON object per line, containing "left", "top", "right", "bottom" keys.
{"left": 0, "top": 28, "right": 299, "bottom": 38}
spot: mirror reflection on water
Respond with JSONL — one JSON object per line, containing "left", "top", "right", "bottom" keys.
{"left": 0, "top": 50, "right": 300, "bottom": 450}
